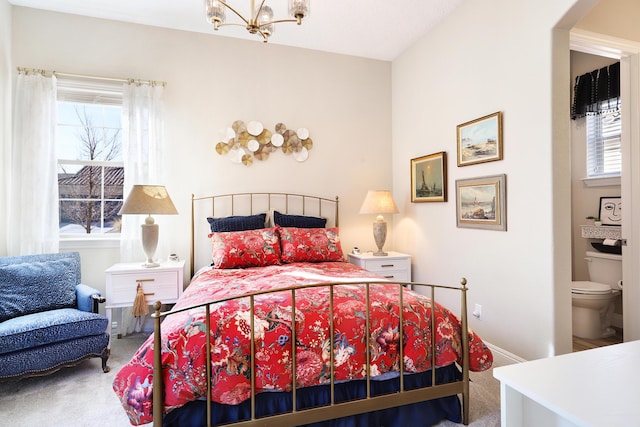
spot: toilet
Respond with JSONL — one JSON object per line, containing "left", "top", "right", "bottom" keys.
{"left": 572, "top": 251, "right": 622, "bottom": 339}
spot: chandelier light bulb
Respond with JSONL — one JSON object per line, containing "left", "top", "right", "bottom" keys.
{"left": 205, "top": 0, "right": 226, "bottom": 28}
{"left": 289, "top": 0, "right": 310, "bottom": 21}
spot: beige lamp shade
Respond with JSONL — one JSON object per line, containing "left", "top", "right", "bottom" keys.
{"left": 359, "top": 190, "right": 399, "bottom": 217}
{"left": 120, "top": 185, "right": 178, "bottom": 267}
{"left": 119, "top": 185, "right": 178, "bottom": 216}
{"left": 359, "top": 190, "right": 398, "bottom": 256}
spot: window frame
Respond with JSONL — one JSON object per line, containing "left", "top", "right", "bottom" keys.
{"left": 56, "top": 77, "right": 125, "bottom": 242}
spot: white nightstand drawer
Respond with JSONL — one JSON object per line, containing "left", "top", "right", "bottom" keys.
{"left": 364, "top": 258, "right": 411, "bottom": 273}
{"left": 372, "top": 269, "right": 411, "bottom": 281}
{"left": 108, "top": 271, "right": 179, "bottom": 305}
{"left": 348, "top": 251, "right": 411, "bottom": 282}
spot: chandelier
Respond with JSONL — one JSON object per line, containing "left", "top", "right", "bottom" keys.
{"left": 205, "top": 0, "right": 310, "bottom": 43}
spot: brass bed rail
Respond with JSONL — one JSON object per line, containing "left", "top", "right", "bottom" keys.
{"left": 151, "top": 279, "right": 470, "bottom": 427}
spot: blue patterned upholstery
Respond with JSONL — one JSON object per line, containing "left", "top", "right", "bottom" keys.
{"left": 0, "top": 252, "right": 110, "bottom": 380}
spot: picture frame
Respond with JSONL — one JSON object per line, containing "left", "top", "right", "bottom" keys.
{"left": 411, "top": 151, "right": 447, "bottom": 203}
{"left": 598, "top": 196, "right": 622, "bottom": 226}
{"left": 456, "top": 111, "right": 503, "bottom": 167}
{"left": 456, "top": 174, "right": 506, "bottom": 230}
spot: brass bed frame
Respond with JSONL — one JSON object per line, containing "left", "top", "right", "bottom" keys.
{"left": 149, "top": 192, "right": 471, "bottom": 427}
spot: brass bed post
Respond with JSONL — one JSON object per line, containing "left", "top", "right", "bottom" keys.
{"left": 152, "top": 302, "right": 163, "bottom": 427}
{"left": 205, "top": 304, "right": 212, "bottom": 427}
{"left": 291, "top": 289, "right": 298, "bottom": 412}
{"left": 365, "top": 283, "right": 371, "bottom": 398}
{"left": 190, "top": 194, "right": 195, "bottom": 279}
{"left": 460, "top": 278, "right": 470, "bottom": 425}
{"left": 398, "top": 284, "right": 405, "bottom": 392}
{"left": 329, "top": 286, "right": 335, "bottom": 405}
{"left": 250, "top": 295, "right": 256, "bottom": 421}
{"left": 430, "top": 286, "right": 437, "bottom": 387}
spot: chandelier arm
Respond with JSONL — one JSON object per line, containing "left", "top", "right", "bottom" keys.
{"left": 255, "top": 0, "right": 267, "bottom": 19}
{"left": 259, "top": 18, "right": 299, "bottom": 26}
{"left": 215, "top": 22, "right": 251, "bottom": 29}
{"left": 258, "top": 29, "right": 269, "bottom": 43}
{"left": 217, "top": 0, "right": 250, "bottom": 25}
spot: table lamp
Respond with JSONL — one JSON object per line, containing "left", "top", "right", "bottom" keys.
{"left": 359, "top": 190, "right": 399, "bottom": 256}
{"left": 119, "top": 185, "right": 178, "bottom": 267}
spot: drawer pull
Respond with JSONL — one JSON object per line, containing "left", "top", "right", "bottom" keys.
{"left": 381, "top": 264, "right": 395, "bottom": 268}
{"left": 144, "top": 292, "right": 155, "bottom": 296}
{"left": 383, "top": 275, "right": 394, "bottom": 278}
{"left": 136, "top": 279, "right": 155, "bottom": 283}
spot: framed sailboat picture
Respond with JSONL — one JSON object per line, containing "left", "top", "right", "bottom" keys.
{"left": 455, "top": 174, "right": 507, "bottom": 231}
{"left": 411, "top": 152, "right": 447, "bottom": 203}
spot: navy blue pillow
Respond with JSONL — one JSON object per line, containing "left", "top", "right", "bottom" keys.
{"left": 273, "top": 210, "right": 327, "bottom": 228}
{"left": 207, "top": 213, "right": 267, "bottom": 232}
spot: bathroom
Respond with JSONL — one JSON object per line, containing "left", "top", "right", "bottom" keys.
{"left": 570, "top": 50, "right": 623, "bottom": 350}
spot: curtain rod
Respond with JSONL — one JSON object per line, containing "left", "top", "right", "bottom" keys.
{"left": 16, "top": 67, "right": 167, "bottom": 87}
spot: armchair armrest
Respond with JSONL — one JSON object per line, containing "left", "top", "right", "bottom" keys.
{"left": 76, "top": 283, "right": 105, "bottom": 313}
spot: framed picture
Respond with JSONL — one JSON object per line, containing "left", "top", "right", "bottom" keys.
{"left": 599, "top": 196, "right": 622, "bottom": 226}
{"left": 456, "top": 111, "right": 503, "bottom": 167}
{"left": 411, "top": 151, "right": 447, "bottom": 203}
{"left": 456, "top": 174, "right": 506, "bottom": 230}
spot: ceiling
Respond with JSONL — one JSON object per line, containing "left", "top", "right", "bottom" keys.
{"left": 8, "top": 0, "right": 464, "bottom": 61}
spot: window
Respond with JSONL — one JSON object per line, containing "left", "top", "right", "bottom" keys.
{"left": 586, "top": 102, "right": 621, "bottom": 179}
{"left": 56, "top": 78, "right": 124, "bottom": 236}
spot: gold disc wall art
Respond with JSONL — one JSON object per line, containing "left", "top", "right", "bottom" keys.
{"left": 216, "top": 120, "right": 313, "bottom": 166}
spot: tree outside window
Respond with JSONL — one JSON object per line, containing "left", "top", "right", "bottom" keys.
{"left": 57, "top": 103, "right": 124, "bottom": 235}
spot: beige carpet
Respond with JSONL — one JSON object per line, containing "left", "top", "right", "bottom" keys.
{"left": 0, "top": 334, "right": 503, "bottom": 426}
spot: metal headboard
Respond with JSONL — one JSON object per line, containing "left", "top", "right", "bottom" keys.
{"left": 190, "top": 192, "right": 339, "bottom": 277}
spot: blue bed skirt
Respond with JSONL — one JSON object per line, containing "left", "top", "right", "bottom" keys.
{"left": 163, "top": 364, "right": 462, "bottom": 427}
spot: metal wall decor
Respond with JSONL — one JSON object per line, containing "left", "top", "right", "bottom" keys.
{"left": 216, "top": 120, "right": 313, "bottom": 166}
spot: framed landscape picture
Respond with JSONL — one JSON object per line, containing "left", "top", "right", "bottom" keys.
{"left": 455, "top": 174, "right": 506, "bottom": 230}
{"left": 456, "top": 111, "right": 503, "bottom": 167}
{"left": 411, "top": 151, "right": 447, "bottom": 203}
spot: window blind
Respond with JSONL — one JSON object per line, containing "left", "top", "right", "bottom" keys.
{"left": 586, "top": 105, "right": 621, "bottom": 178}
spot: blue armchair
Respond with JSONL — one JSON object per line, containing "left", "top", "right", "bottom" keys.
{"left": 0, "top": 252, "right": 110, "bottom": 380}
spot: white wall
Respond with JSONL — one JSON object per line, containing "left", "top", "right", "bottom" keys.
{"left": 10, "top": 7, "right": 392, "bottom": 296}
{"left": 0, "top": 0, "right": 11, "bottom": 257}
{"left": 391, "top": 0, "right": 595, "bottom": 361}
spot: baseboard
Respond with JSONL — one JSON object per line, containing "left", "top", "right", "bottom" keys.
{"left": 483, "top": 341, "right": 527, "bottom": 366}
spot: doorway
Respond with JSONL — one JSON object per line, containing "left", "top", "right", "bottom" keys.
{"left": 570, "top": 29, "right": 640, "bottom": 344}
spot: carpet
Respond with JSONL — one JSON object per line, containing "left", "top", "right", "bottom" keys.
{"left": 0, "top": 334, "right": 503, "bottom": 426}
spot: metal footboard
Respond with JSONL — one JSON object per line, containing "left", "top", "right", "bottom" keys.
{"left": 152, "top": 279, "right": 470, "bottom": 427}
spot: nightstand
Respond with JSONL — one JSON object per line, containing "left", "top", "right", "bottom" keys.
{"left": 347, "top": 251, "right": 411, "bottom": 281}
{"left": 105, "top": 260, "right": 184, "bottom": 344}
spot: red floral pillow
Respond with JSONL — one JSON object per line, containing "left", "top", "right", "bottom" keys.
{"left": 278, "top": 227, "right": 344, "bottom": 263}
{"left": 210, "top": 227, "right": 281, "bottom": 269}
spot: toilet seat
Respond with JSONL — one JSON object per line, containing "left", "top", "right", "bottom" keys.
{"left": 571, "top": 280, "right": 611, "bottom": 295}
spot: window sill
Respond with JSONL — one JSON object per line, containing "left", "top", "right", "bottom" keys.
{"left": 581, "top": 176, "right": 621, "bottom": 187}
{"left": 60, "top": 236, "right": 120, "bottom": 250}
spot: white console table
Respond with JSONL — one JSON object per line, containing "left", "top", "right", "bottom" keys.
{"left": 493, "top": 340, "right": 640, "bottom": 427}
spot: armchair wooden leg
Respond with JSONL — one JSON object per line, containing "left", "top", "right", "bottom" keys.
{"left": 101, "top": 348, "right": 111, "bottom": 373}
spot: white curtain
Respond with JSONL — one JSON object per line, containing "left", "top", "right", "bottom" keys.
{"left": 7, "top": 72, "right": 59, "bottom": 255}
{"left": 120, "top": 82, "right": 166, "bottom": 333}
{"left": 120, "top": 82, "right": 167, "bottom": 262}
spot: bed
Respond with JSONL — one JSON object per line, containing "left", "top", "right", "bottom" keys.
{"left": 112, "top": 192, "right": 493, "bottom": 426}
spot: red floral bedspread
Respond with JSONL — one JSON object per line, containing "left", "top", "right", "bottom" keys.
{"left": 113, "top": 262, "right": 493, "bottom": 425}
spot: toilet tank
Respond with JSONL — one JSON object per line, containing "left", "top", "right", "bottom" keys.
{"left": 586, "top": 251, "right": 622, "bottom": 288}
